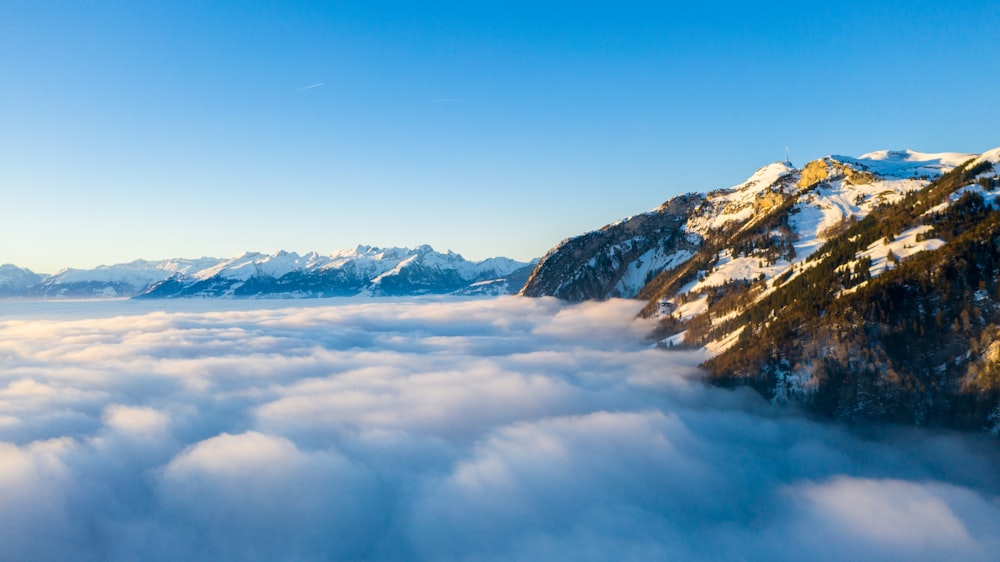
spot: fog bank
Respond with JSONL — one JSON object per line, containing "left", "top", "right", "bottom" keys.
{"left": 0, "top": 297, "right": 997, "bottom": 561}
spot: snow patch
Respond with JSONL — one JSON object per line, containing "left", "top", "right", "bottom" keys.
{"left": 675, "top": 295, "right": 708, "bottom": 321}
{"left": 614, "top": 248, "right": 695, "bottom": 298}
{"left": 858, "top": 225, "right": 944, "bottom": 278}
{"left": 688, "top": 250, "right": 775, "bottom": 293}
{"left": 702, "top": 326, "right": 745, "bottom": 357}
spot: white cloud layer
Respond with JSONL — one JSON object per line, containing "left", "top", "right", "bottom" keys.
{"left": 0, "top": 296, "right": 998, "bottom": 561}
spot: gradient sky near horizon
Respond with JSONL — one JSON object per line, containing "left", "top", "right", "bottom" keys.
{"left": 3, "top": 1, "right": 999, "bottom": 273}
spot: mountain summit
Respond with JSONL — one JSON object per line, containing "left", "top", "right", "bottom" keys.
{"left": 523, "top": 147, "right": 1000, "bottom": 432}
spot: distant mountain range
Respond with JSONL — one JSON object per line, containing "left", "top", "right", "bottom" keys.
{"left": 522, "top": 147, "right": 1000, "bottom": 433}
{"left": 0, "top": 245, "right": 535, "bottom": 299}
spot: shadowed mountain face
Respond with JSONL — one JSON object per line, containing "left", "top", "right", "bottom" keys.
{"left": 521, "top": 194, "right": 703, "bottom": 301}
{"left": 522, "top": 148, "right": 1000, "bottom": 432}
{"left": 0, "top": 264, "right": 43, "bottom": 296}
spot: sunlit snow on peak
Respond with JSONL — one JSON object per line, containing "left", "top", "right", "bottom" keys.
{"left": 970, "top": 146, "right": 1000, "bottom": 172}
{"left": 844, "top": 149, "right": 975, "bottom": 179}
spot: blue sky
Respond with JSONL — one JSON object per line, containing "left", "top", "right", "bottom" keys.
{"left": 2, "top": 1, "right": 998, "bottom": 272}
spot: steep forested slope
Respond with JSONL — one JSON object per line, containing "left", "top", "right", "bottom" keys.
{"left": 704, "top": 158, "right": 1000, "bottom": 430}
{"left": 522, "top": 147, "right": 1000, "bottom": 431}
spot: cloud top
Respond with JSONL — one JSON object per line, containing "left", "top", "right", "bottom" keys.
{"left": 0, "top": 296, "right": 997, "bottom": 561}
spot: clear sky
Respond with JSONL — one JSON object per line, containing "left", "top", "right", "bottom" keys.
{"left": 2, "top": 1, "right": 998, "bottom": 273}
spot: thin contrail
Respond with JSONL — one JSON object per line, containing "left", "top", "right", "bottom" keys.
{"left": 298, "top": 82, "right": 324, "bottom": 91}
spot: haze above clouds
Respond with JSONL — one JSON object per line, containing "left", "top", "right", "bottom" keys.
{"left": 1, "top": 297, "right": 998, "bottom": 561}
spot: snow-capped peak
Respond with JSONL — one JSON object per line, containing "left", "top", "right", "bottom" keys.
{"left": 0, "top": 264, "right": 43, "bottom": 291}
{"left": 194, "top": 250, "right": 332, "bottom": 281}
{"left": 855, "top": 148, "right": 972, "bottom": 164}
{"left": 46, "top": 258, "right": 225, "bottom": 285}
{"left": 842, "top": 149, "right": 975, "bottom": 179}
{"left": 686, "top": 161, "right": 798, "bottom": 237}
{"left": 747, "top": 161, "right": 797, "bottom": 184}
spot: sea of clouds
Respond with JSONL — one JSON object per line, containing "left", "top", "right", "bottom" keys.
{"left": 0, "top": 296, "right": 998, "bottom": 561}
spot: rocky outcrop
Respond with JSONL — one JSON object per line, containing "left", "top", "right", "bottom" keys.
{"left": 797, "top": 157, "right": 877, "bottom": 189}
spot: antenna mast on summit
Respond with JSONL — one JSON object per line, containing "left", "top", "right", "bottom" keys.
{"left": 785, "top": 146, "right": 790, "bottom": 164}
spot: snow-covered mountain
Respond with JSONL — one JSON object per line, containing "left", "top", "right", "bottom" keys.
{"left": 524, "top": 149, "right": 974, "bottom": 302}
{"left": 4, "top": 246, "right": 534, "bottom": 299}
{"left": 523, "top": 147, "right": 1000, "bottom": 432}
{"left": 0, "top": 264, "right": 44, "bottom": 296}
{"left": 28, "top": 258, "right": 226, "bottom": 298}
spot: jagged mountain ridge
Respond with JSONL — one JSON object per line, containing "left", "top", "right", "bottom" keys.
{"left": 141, "top": 245, "right": 534, "bottom": 298}
{"left": 522, "top": 147, "right": 1000, "bottom": 431}
{"left": 3, "top": 246, "right": 535, "bottom": 299}
{"left": 27, "top": 257, "right": 226, "bottom": 298}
